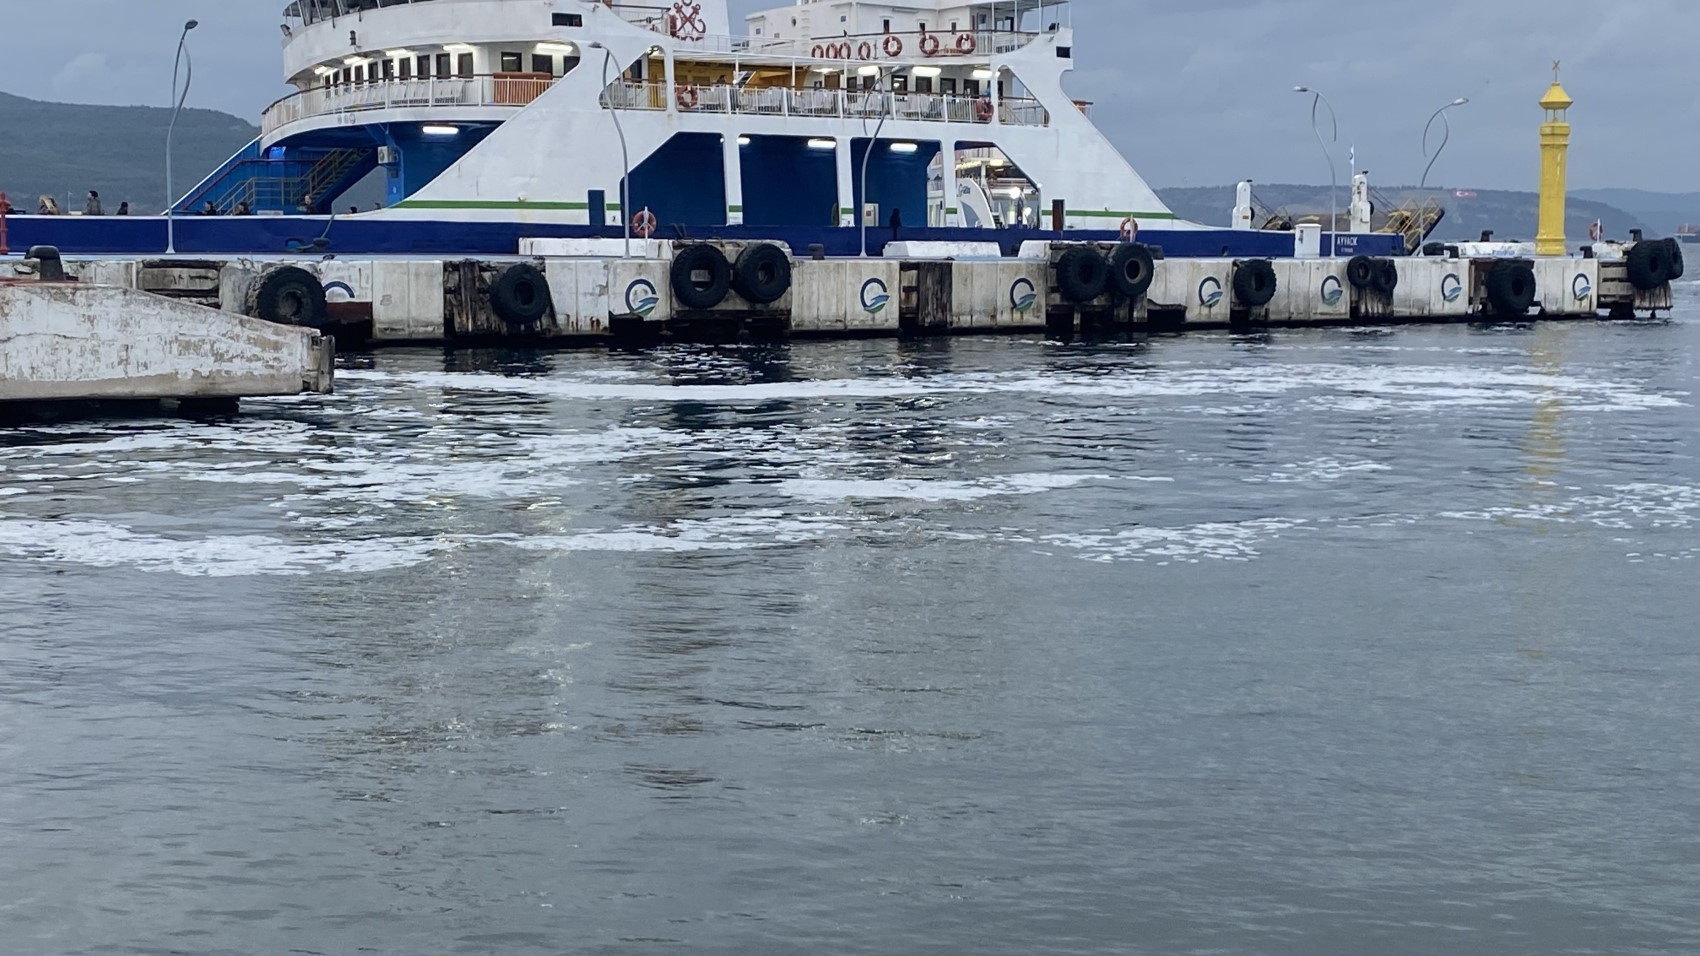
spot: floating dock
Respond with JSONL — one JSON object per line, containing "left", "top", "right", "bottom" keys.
{"left": 1, "top": 249, "right": 334, "bottom": 408}
{"left": 46, "top": 234, "right": 1683, "bottom": 348}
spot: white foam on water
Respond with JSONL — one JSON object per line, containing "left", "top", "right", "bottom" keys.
{"left": 775, "top": 472, "right": 1117, "bottom": 503}
{"left": 1039, "top": 517, "right": 1309, "bottom": 564}
{"left": 1245, "top": 457, "right": 1393, "bottom": 484}
{"left": 0, "top": 515, "right": 448, "bottom": 577}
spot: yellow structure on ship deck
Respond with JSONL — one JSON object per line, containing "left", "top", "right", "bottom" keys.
{"left": 1536, "top": 63, "right": 1575, "bottom": 257}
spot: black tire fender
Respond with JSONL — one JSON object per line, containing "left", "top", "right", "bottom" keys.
{"left": 1346, "top": 255, "right": 1375, "bottom": 290}
{"left": 1108, "top": 243, "right": 1156, "bottom": 300}
{"left": 671, "top": 243, "right": 733, "bottom": 310}
{"left": 1625, "top": 241, "right": 1669, "bottom": 291}
{"left": 1232, "top": 259, "right": 1277, "bottom": 307}
{"left": 1370, "top": 258, "right": 1399, "bottom": 297}
{"left": 248, "top": 265, "right": 327, "bottom": 329}
{"left": 732, "top": 243, "right": 792, "bottom": 305}
{"left": 1485, "top": 259, "right": 1537, "bottom": 315}
{"left": 489, "top": 262, "right": 552, "bottom": 326}
{"left": 1054, "top": 247, "right": 1108, "bottom": 303}
{"left": 1664, "top": 237, "right": 1685, "bottom": 280}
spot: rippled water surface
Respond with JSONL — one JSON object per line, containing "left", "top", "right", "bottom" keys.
{"left": 4, "top": 288, "right": 1699, "bottom": 955}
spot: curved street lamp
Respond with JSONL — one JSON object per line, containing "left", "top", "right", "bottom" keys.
{"left": 588, "top": 41, "right": 631, "bottom": 259}
{"left": 165, "top": 19, "right": 198, "bottom": 255}
{"left": 1420, "top": 97, "right": 1470, "bottom": 190}
{"left": 1293, "top": 86, "right": 1338, "bottom": 255}
{"left": 858, "top": 65, "right": 898, "bottom": 258}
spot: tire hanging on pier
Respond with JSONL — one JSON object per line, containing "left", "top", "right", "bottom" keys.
{"left": 1665, "top": 237, "right": 1685, "bottom": 280}
{"left": 1054, "top": 247, "right": 1109, "bottom": 303}
{"left": 489, "top": 263, "right": 552, "bottom": 327}
{"left": 247, "top": 265, "right": 328, "bottom": 330}
{"left": 672, "top": 243, "right": 733, "bottom": 310}
{"left": 1232, "top": 259, "right": 1277, "bottom": 307}
{"left": 732, "top": 243, "right": 792, "bottom": 305}
{"left": 1484, "top": 260, "right": 1537, "bottom": 316}
{"left": 1370, "top": 258, "right": 1399, "bottom": 297}
{"left": 1108, "top": 243, "right": 1155, "bottom": 300}
{"left": 1346, "top": 255, "right": 1375, "bottom": 290}
{"left": 1625, "top": 241, "right": 1670, "bottom": 291}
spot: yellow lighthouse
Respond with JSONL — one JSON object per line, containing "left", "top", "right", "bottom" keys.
{"left": 1536, "top": 62, "right": 1574, "bottom": 256}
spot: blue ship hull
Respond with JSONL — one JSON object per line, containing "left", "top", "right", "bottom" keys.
{"left": 1, "top": 215, "right": 1404, "bottom": 260}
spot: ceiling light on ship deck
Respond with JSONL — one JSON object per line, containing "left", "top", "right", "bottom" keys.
{"left": 911, "top": 66, "right": 942, "bottom": 78}
{"left": 737, "top": 136, "right": 752, "bottom": 146}
{"left": 423, "top": 125, "right": 461, "bottom": 137}
{"left": 536, "top": 42, "right": 576, "bottom": 54}
{"left": 889, "top": 142, "right": 919, "bottom": 153}
{"left": 343, "top": 56, "right": 368, "bottom": 66}
{"left": 807, "top": 138, "right": 837, "bottom": 150}
{"left": 443, "top": 43, "right": 474, "bottom": 54}
{"left": 314, "top": 66, "right": 336, "bottom": 76}
{"left": 857, "top": 65, "right": 882, "bottom": 77}
{"left": 384, "top": 49, "right": 414, "bottom": 58}
{"left": 972, "top": 69, "right": 995, "bottom": 80}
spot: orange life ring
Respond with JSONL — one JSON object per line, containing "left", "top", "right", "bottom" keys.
{"left": 632, "top": 209, "right": 657, "bottom": 238}
{"left": 974, "top": 96, "right": 994, "bottom": 122}
{"left": 858, "top": 40, "right": 874, "bottom": 60}
{"left": 883, "top": 34, "right": 903, "bottom": 57}
{"left": 676, "top": 86, "right": 698, "bottom": 110}
{"left": 1120, "top": 218, "right": 1137, "bottom": 242}
{"left": 838, "top": 42, "right": 854, "bottom": 58}
{"left": 956, "top": 33, "right": 976, "bottom": 54}
{"left": 811, "top": 44, "right": 826, "bottom": 58}
{"left": 919, "top": 33, "right": 941, "bottom": 57}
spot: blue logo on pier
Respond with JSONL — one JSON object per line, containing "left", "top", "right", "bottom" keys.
{"left": 1320, "top": 275, "right": 1344, "bottom": 306}
{"left": 1199, "top": 276, "right": 1224, "bottom": 308}
{"left": 625, "top": 278, "right": 659, "bottom": 317}
{"left": 861, "top": 277, "right": 890, "bottom": 314}
{"left": 1441, "top": 273, "right": 1463, "bottom": 303}
{"left": 1572, "top": 273, "right": 1592, "bottom": 301}
{"left": 1010, "top": 277, "right": 1037, "bottom": 313}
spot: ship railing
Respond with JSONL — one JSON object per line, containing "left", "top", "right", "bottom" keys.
{"left": 261, "top": 73, "right": 557, "bottom": 136}
{"left": 605, "top": 81, "right": 1052, "bottom": 127}
{"left": 617, "top": 24, "right": 1038, "bottom": 60}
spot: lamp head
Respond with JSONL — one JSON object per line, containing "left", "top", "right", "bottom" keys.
{"left": 1452, "top": 97, "right": 1469, "bottom": 106}
{"left": 1293, "top": 86, "right": 1310, "bottom": 93}
{"left": 184, "top": 19, "right": 198, "bottom": 30}
{"left": 588, "top": 41, "right": 605, "bottom": 49}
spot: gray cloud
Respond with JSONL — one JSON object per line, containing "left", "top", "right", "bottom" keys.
{"left": 0, "top": 0, "right": 1692, "bottom": 190}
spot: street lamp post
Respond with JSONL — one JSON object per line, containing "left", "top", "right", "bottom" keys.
{"left": 858, "top": 65, "right": 897, "bottom": 258}
{"left": 1293, "top": 86, "right": 1338, "bottom": 255}
{"left": 1420, "top": 97, "right": 1470, "bottom": 190}
{"left": 165, "top": 19, "right": 199, "bottom": 255}
{"left": 589, "top": 41, "right": 631, "bottom": 259}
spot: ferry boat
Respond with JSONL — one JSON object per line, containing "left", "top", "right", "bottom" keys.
{"left": 1678, "top": 224, "right": 1699, "bottom": 245}
{"left": 6, "top": 0, "right": 1401, "bottom": 259}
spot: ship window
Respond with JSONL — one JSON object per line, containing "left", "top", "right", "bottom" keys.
{"left": 353, "top": 64, "right": 366, "bottom": 84}
{"left": 382, "top": 59, "right": 396, "bottom": 80}
{"left": 941, "top": 77, "right": 957, "bottom": 95}
{"left": 457, "top": 53, "right": 474, "bottom": 77}
{"left": 500, "top": 52, "right": 522, "bottom": 72}
{"left": 882, "top": 19, "right": 890, "bottom": 33}
{"left": 532, "top": 54, "right": 553, "bottom": 74}
{"left": 398, "top": 58, "right": 412, "bottom": 80}
{"left": 1057, "top": 46, "right": 1072, "bottom": 58}
{"left": 950, "top": 22, "right": 958, "bottom": 32}
{"left": 437, "top": 53, "right": 452, "bottom": 77}
{"left": 552, "top": 13, "right": 583, "bottom": 27}
{"left": 919, "top": 21, "right": 927, "bottom": 32}
{"left": 416, "top": 55, "right": 431, "bottom": 79}
{"left": 915, "top": 76, "right": 933, "bottom": 94}
{"left": 965, "top": 79, "right": 980, "bottom": 97}
{"left": 891, "top": 75, "right": 908, "bottom": 93}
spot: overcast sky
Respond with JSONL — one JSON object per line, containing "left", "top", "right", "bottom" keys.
{"left": 1, "top": 0, "right": 1694, "bottom": 191}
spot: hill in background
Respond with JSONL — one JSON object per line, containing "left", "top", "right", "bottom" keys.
{"left": 1155, "top": 184, "right": 1695, "bottom": 244}
{"left": 0, "top": 91, "right": 257, "bottom": 213}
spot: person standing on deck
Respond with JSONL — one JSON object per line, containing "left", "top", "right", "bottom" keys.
{"left": 116, "top": 202, "right": 130, "bottom": 215}
{"left": 85, "top": 191, "right": 103, "bottom": 216}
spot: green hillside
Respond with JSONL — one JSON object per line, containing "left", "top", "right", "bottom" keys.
{"left": 0, "top": 91, "right": 258, "bottom": 214}
{"left": 1155, "top": 184, "right": 1664, "bottom": 246}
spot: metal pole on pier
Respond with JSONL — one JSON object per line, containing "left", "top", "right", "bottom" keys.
{"left": 165, "top": 19, "right": 199, "bottom": 256}
{"left": 590, "top": 42, "right": 632, "bottom": 258}
{"left": 858, "top": 66, "right": 896, "bottom": 258}
{"left": 1293, "top": 86, "right": 1338, "bottom": 256}
{"left": 1420, "top": 98, "right": 1469, "bottom": 190}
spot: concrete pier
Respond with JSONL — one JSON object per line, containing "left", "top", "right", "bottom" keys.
{"left": 1, "top": 279, "right": 334, "bottom": 404}
{"left": 51, "top": 238, "right": 1681, "bottom": 349}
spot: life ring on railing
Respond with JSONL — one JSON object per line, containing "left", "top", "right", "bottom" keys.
{"left": 858, "top": 40, "right": 874, "bottom": 60}
{"left": 956, "top": 33, "right": 977, "bottom": 54}
{"left": 1120, "top": 218, "right": 1137, "bottom": 242}
{"left": 632, "top": 209, "right": 658, "bottom": 238}
{"left": 975, "top": 96, "right": 995, "bottom": 122}
{"left": 883, "top": 34, "right": 903, "bottom": 57}
{"left": 811, "top": 44, "right": 826, "bottom": 58}
{"left": 919, "top": 33, "right": 941, "bottom": 57}
{"left": 676, "top": 86, "right": 698, "bottom": 110}
{"left": 839, "top": 42, "right": 855, "bottom": 58}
